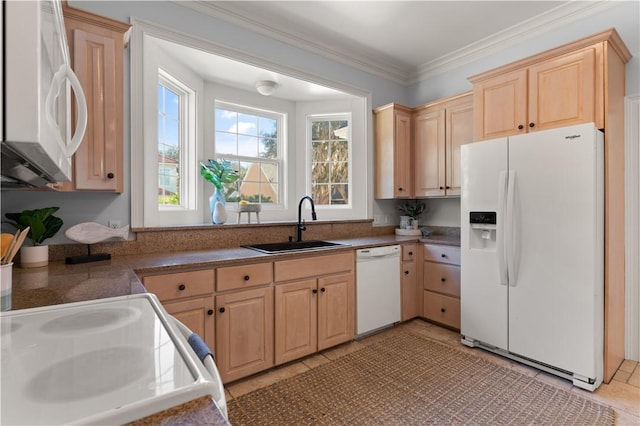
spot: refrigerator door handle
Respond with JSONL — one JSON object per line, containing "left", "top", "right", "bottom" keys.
{"left": 498, "top": 170, "right": 508, "bottom": 286}
{"left": 506, "top": 170, "right": 517, "bottom": 286}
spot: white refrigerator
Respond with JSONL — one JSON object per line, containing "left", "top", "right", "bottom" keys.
{"left": 460, "top": 123, "right": 604, "bottom": 391}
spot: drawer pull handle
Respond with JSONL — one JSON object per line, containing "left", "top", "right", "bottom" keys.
{"left": 441, "top": 308, "right": 446, "bottom": 313}
{"left": 320, "top": 287, "right": 326, "bottom": 293}
{"left": 441, "top": 253, "right": 446, "bottom": 258}
{"left": 312, "top": 288, "right": 318, "bottom": 294}
{"left": 441, "top": 278, "right": 446, "bottom": 282}
{"left": 219, "top": 307, "right": 225, "bottom": 313}
{"left": 178, "top": 284, "right": 186, "bottom": 291}
{"left": 243, "top": 275, "right": 250, "bottom": 281}
{"left": 207, "top": 309, "right": 214, "bottom": 316}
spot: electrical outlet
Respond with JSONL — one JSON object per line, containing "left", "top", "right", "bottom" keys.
{"left": 108, "top": 220, "right": 121, "bottom": 229}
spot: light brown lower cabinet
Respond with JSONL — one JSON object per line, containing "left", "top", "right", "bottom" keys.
{"left": 163, "top": 297, "right": 215, "bottom": 352}
{"left": 422, "top": 243, "right": 461, "bottom": 330}
{"left": 274, "top": 252, "right": 355, "bottom": 365}
{"left": 215, "top": 287, "right": 274, "bottom": 383}
{"left": 401, "top": 243, "right": 420, "bottom": 321}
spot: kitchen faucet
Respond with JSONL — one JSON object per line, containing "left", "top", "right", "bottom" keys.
{"left": 296, "top": 195, "right": 317, "bottom": 242}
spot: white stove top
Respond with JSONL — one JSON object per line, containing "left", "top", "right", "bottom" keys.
{"left": 0, "top": 294, "right": 216, "bottom": 425}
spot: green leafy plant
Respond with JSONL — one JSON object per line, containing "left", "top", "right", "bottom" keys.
{"left": 4, "top": 207, "right": 63, "bottom": 246}
{"left": 200, "top": 159, "right": 239, "bottom": 191}
{"left": 398, "top": 200, "right": 426, "bottom": 219}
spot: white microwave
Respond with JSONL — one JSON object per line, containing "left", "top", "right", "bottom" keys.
{"left": 1, "top": 0, "right": 87, "bottom": 188}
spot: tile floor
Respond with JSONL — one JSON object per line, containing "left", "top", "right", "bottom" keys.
{"left": 225, "top": 320, "right": 640, "bottom": 425}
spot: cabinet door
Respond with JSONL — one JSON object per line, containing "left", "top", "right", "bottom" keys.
{"left": 216, "top": 287, "right": 274, "bottom": 383}
{"left": 317, "top": 273, "right": 354, "bottom": 350}
{"left": 163, "top": 296, "right": 215, "bottom": 353}
{"left": 275, "top": 279, "right": 317, "bottom": 365}
{"left": 394, "top": 109, "right": 413, "bottom": 198}
{"left": 414, "top": 108, "right": 445, "bottom": 197}
{"left": 401, "top": 260, "right": 418, "bottom": 321}
{"left": 445, "top": 99, "right": 473, "bottom": 196}
{"left": 528, "top": 47, "right": 598, "bottom": 132}
{"left": 473, "top": 69, "right": 527, "bottom": 140}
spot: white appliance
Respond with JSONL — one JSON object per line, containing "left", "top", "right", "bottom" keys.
{"left": 0, "top": 294, "right": 226, "bottom": 425}
{"left": 460, "top": 123, "right": 604, "bottom": 391}
{"left": 356, "top": 245, "right": 401, "bottom": 336}
{"left": 1, "top": 0, "right": 87, "bottom": 187}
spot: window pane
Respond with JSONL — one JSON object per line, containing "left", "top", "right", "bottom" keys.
{"left": 238, "top": 134, "right": 258, "bottom": 157}
{"left": 312, "top": 141, "right": 328, "bottom": 162}
{"left": 331, "top": 120, "right": 348, "bottom": 139}
{"left": 216, "top": 109, "right": 237, "bottom": 132}
{"left": 215, "top": 132, "right": 237, "bottom": 155}
{"left": 331, "top": 162, "right": 348, "bottom": 183}
{"left": 164, "top": 89, "right": 179, "bottom": 119}
{"left": 259, "top": 137, "right": 277, "bottom": 159}
{"left": 331, "top": 140, "right": 348, "bottom": 161}
{"left": 312, "top": 184, "right": 329, "bottom": 204}
{"left": 312, "top": 121, "right": 329, "bottom": 141}
{"left": 259, "top": 117, "right": 277, "bottom": 137}
{"left": 237, "top": 113, "right": 258, "bottom": 136}
{"left": 331, "top": 184, "right": 348, "bottom": 204}
{"left": 312, "top": 162, "right": 329, "bottom": 183}
{"left": 261, "top": 162, "right": 278, "bottom": 184}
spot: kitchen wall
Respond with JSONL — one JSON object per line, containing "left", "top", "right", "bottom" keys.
{"left": 1, "top": 0, "right": 638, "bottom": 240}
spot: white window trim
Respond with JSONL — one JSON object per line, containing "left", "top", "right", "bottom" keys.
{"left": 130, "top": 17, "right": 372, "bottom": 227}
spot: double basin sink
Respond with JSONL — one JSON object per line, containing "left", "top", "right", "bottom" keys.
{"left": 244, "top": 240, "right": 348, "bottom": 254}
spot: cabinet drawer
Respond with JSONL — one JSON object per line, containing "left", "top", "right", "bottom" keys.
{"left": 423, "top": 291, "right": 460, "bottom": 330}
{"left": 402, "top": 244, "right": 417, "bottom": 262}
{"left": 274, "top": 251, "right": 354, "bottom": 282}
{"left": 143, "top": 270, "right": 214, "bottom": 302}
{"left": 423, "top": 262, "right": 460, "bottom": 297}
{"left": 217, "top": 262, "right": 273, "bottom": 292}
{"left": 423, "top": 244, "right": 460, "bottom": 265}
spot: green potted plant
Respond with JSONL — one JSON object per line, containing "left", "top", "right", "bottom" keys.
{"left": 200, "top": 159, "right": 239, "bottom": 224}
{"left": 398, "top": 200, "right": 426, "bottom": 229}
{"left": 4, "top": 207, "right": 63, "bottom": 267}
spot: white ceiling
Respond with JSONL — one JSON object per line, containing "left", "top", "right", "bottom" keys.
{"left": 163, "top": 1, "right": 611, "bottom": 101}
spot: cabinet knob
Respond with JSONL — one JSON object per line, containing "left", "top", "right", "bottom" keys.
{"left": 445, "top": 186, "right": 450, "bottom": 189}
{"left": 219, "top": 307, "right": 225, "bottom": 313}
{"left": 398, "top": 187, "right": 403, "bottom": 191}
{"left": 107, "top": 172, "right": 115, "bottom": 179}
{"left": 441, "top": 278, "right": 446, "bottom": 282}
{"left": 439, "top": 186, "right": 444, "bottom": 190}
{"left": 529, "top": 122, "right": 535, "bottom": 128}
{"left": 178, "top": 284, "right": 186, "bottom": 291}
{"left": 312, "top": 288, "right": 318, "bottom": 294}
{"left": 441, "top": 307, "right": 446, "bottom": 313}
{"left": 404, "top": 270, "right": 410, "bottom": 275}
{"left": 243, "top": 275, "right": 250, "bottom": 281}
{"left": 207, "top": 309, "right": 214, "bottom": 316}
{"left": 320, "top": 287, "right": 326, "bottom": 293}
{"left": 518, "top": 124, "right": 524, "bottom": 130}
{"left": 441, "top": 253, "right": 446, "bottom": 258}
{"left": 408, "top": 251, "right": 413, "bottom": 256}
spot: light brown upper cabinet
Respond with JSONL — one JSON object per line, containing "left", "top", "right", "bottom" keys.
{"left": 469, "top": 29, "right": 628, "bottom": 141}
{"left": 470, "top": 28, "right": 632, "bottom": 384}
{"left": 413, "top": 93, "right": 473, "bottom": 197}
{"left": 57, "top": 3, "right": 130, "bottom": 192}
{"left": 374, "top": 103, "right": 413, "bottom": 198}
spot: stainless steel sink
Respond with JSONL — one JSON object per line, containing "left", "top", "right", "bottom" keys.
{"left": 243, "top": 240, "right": 348, "bottom": 254}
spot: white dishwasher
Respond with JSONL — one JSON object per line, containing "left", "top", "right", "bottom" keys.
{"left": 356, "top": 245, "right": 401, "bottom": 336}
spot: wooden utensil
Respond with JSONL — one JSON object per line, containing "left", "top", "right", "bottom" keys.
{"left": 4, "top": 227, "right": 29, "bottom": 265}
{"left": 1, "top": 230, "right": 20, "bottom": 265}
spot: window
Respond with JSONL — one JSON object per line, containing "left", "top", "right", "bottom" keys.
{"left": 309, "top": 116, "right": 350, "bottom": 206}
{"left": 214, "top": 102, "right": 283, "bottom": 205}
{"left": 157, "top": 81, "right": 181, "bottom": 206}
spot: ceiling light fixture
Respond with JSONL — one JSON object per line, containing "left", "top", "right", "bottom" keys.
{"left": 255, "top": 80, "right": 278, "bottom": 96}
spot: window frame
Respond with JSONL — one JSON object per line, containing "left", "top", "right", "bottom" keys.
{"left": 307, "top": 113, "right": 352, "bottom": 208}
{"left": 214, "top": 101, "right": 286, "bottom": 209}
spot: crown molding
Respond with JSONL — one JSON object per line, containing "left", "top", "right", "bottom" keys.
{"left": 174, "top": 1, "right": 617, "bottom": 87}
{"left": 175, "top": 1, "right": 411, "bottom": 84}
{"left": 410, "top": 1, "right": 619, "bottom": 84}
